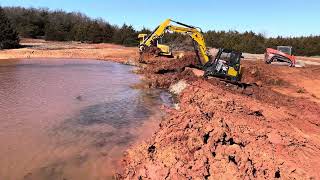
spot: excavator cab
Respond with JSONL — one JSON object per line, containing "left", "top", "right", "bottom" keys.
{"left": 138, "top": 33, "right": 172, "bottom": 57}
{"left": 138, "top": 34, "right": 148, "bottom": 44}
{"left": 204, "top": 48, "right": 242, "bottom": 82}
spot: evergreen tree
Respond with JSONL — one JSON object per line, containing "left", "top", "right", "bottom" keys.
{"left": 0, "top": 7, "right": 19, "bottom": 49}
{"left": 112, "top": 24, "right": 138, "bottom": 46}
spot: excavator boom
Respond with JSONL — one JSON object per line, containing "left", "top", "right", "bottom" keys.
{"left": 167, "top": 26, "right": 209, "bottom": 64}
{"left": 139, "top": 19, "right": 210, "bottom": 65}
{"left": 138, "top": 19, "right": 243, "bottom": 82}
{"left": 140, "top": 19, "right": 171, "bottom": 47}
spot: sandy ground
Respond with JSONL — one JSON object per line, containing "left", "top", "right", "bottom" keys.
{"left": 0, "top": 38, "right": 139, "bottom": 63}
{"left": 1, "top": 39, "right": 320, "bottom": 179}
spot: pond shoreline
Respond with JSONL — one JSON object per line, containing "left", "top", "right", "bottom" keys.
{"left": 2, "top": 39, "right": 320, "bottom": 179}
{"left": 0, "top": 58, "right": 168, "bottom": 179}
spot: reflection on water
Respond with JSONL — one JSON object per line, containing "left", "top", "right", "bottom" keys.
{"left": 0, "top": 59, "right": 171, "bottom": 180}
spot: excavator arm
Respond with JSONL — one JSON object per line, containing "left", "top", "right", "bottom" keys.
{"left": 139, "top": 19, "right": 210, "bottom": 65}
{"left": 139, "top": 19, "right": 171, "bottom": 50}
{"left": 139, "top": 19, "right": 243, "bottom": 83}
{"left": 167, "top": 25, "right": 210, "bottom": 64}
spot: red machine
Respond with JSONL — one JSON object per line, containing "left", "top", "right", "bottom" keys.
{"left": 265, "top": 46, "right": 296, "bottom": 67}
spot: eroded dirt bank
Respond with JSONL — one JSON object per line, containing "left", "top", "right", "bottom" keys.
{"left": 118, "top": 55, "right": 320, "bottom": 179}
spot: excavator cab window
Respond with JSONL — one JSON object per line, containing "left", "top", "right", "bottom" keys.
{"left": 218, "top": 49, "right": 241, "bottom": 66}
{"left": 153, "top": 38, "right": 163, "bottom": 46}
{"left": 138, "top": 34, "right": 147, "bottom": 45}
{"left": 228, "top": 51, "right": 241, "bottom": 67}
{"left": 152, "top": 40, "right": 158, "bottom": 46}
{"left": 204, "top": 48, "right": 242, "bottom": 81}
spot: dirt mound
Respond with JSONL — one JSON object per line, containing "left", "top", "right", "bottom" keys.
{"left": 118, "top": 55, "right": 320, "bottom": 179}
{"left": 119, "top": 80, "right": 320, "bottom": 179}
{"left": 241, "top": 61, "right": 289, "bottom": 86}
{"left": 137, "top": 53, "right": 199, "bottom": 88}
{"left": 138, "top": 47, "right": 163, "bottom": 63}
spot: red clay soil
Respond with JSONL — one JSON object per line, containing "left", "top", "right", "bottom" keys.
{"left": 118, "top": 56, "right": 320, "bottom": 179}
{"left": 137, "top": 53, "right": 198, "bottom": 88}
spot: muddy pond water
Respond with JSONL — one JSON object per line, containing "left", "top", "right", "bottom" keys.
{"left": 0, "top": 59, "right": 171, "bottom": 180}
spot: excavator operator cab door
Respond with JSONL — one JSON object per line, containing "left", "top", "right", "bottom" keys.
{"left": 226, "top": 51, "right": 242, "bottom": 81}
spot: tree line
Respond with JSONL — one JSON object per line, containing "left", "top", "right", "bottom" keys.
{"left": 204, "top": 30, "right": 320, "bottom": 56}
{"left": 2, "top": 6, "right": 140, "bottom": 46}
{"left": 1, "top": 6, "right": 319, "bottom": 56}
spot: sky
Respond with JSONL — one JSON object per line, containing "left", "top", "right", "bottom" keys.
{"left": 0, "top": 0, "right": 319, "bottom": 37}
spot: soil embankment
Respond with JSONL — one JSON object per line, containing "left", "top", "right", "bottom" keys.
{"left": 2, "top": 39, "right": 320, "bottom": 179}
{"left": 118, "top": 54, "right": 320, "bottom": 179}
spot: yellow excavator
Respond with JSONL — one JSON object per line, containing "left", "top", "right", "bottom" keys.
{"left": 138, "top": 19, "right": 243, "bottom": 82}
{"left": 138, "top": 33, "right": 172, "bottom": 57}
